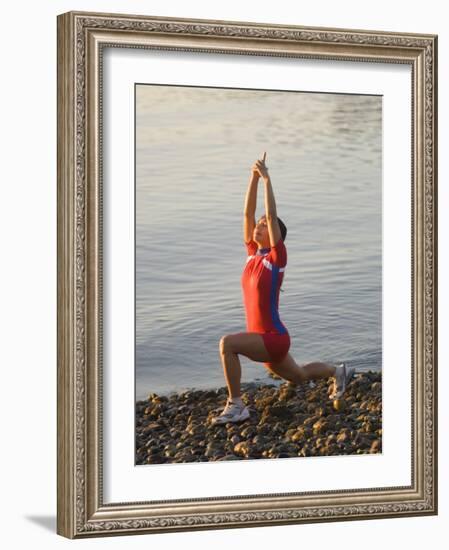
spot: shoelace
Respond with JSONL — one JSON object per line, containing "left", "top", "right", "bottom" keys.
{"left": 222, "top": 400, "right": 243, "bottom": 415}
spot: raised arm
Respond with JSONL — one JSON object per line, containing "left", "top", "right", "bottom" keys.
{"left": 243, "top": 164, "right": 260, "bottom": 243}
{"left": 254, "top": 154, "right": 282, "bottom": 247}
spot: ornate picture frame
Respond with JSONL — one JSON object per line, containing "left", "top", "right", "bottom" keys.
{"left": 57, "top": 10, "right": 437, "bottom": 539}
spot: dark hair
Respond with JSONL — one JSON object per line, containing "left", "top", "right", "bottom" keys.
{"left": 277, "top": 217, "right": 287, "bottom": 241}
{"left": 277, "top": 217, "right": 287, "bottom": 292}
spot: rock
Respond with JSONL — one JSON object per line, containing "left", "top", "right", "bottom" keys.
{"left": 291, "top": 429, "right": 304, "bottom": 442}
{"left": 144, "top": 421, "right": 165, "bottom": 431}
{"left": 205, "top": 446, "right": 224, "bottom": 458}
{"left": 146, "top": 444, "right": 163, "bottom": 454}
{"left": 283, "top": 428, "right": 298, "bottom": 441}
{"left": 312, "top": 419, "right": 328, "bottom": 435}
{"left": 240, "top": 426, "right": 256, "bottom": 439}
{"left": 279, "top": 385, "right": 296, "bottom": 401}
{"left": 234, "top": 441, "right": 251, "bottom": 457}
{"left": 307, "top": 390, "right": 321, "bottom": 402}
{"left": 225, "top": 423, "right": 240, "bottom": 434}
{"left": 271, "top": 421, "right": 283, "bottom": 432}
{"left": 324, "top": 416, "right": 338, "bottom": 429}
{"left": 252, "top": 434, "right": 269, "bottom": 446}
{"left": 294, "top": 413, "right": 310, "bottom": 425}
{"left": 362, "top": 421, "right": 374, "bottom": 433}
{"left": 333, "top": 399, "right": 346, "bottom": 412}
{"left": 186, "top": 424, "right": 205, "bottom": 436}
{"left": 294, "top": 426, "right": 311, "bottom": 441}
{"left": 243, "top": 442, "right": 262, "bottom": 458}
{"left": 267, "top": 445, "right": 282, "bottom": 458}
{"left": 354, "top": 432, "right": 371, "bottom": 449}
{"left": 163, "top": 444, "right": 177, "bottom": 458}
{"left": 304, "top": 415, "right": 320, "bottom": 427}
{"left": 326, "top": 443, "right": 339, "bottom": 454}
{"left": 134, "top": 371, "right": 382, "bottom": 465}
{"left": 256, "top": 424, "right": 272, "bottom": 436}
{"left": 336, "top": 429, "right": 350, "bottom": 443}
{"left": 266, "top": 405, "right": 291, "bottom": 421}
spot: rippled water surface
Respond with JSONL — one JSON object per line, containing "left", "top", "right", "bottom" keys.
{"left": 135, "top": 85, "right": 382, "bottom": 400}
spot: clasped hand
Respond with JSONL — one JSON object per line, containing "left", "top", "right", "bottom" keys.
{"left": 251, "top": 152, "right": 269, "bottom": 180}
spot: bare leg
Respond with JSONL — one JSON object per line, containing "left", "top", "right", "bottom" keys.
{"left": 219, "top": 332, "right": 274, "bottom": 399}
{"left": 300, "top": 361, "right": 337, "bottom": 380}
{"left": 219, "top": 346, "right": 242, "bottom": 399}
{"left": 264, "top": 353, "right": 336, "bottom": 385}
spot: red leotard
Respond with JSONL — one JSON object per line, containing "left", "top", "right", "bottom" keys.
{"left": 241, "top": 238, "right": 290, "bottom": 361}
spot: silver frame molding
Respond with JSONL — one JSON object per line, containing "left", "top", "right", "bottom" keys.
{"left": 57, "top": 10, "right": 438, "bottom": 539}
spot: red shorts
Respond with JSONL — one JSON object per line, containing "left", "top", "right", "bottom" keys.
{"left": 261, "top": 331, "right": 291, "bottom": 363}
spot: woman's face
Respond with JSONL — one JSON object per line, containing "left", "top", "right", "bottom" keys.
{"left": 253, "top": 215, "right": 271, "bottom": 248}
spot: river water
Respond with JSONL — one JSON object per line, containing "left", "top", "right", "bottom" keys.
{"left": 135, "top": 84, "right": 382, "bottom": 400}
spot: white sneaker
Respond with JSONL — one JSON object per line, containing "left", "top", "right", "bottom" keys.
{"left": 211, "top": 398, "right": 250, "bottom": 425}
{"left": 329, "top": 363, "right": 355, "bottom": 400}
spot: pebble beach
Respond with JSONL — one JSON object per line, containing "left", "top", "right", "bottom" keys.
{"left": 135, "top": 371, "right": 382, "bottom": 465}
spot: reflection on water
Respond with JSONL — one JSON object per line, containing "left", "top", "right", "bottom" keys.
{"left": 136, "top": 85, "right": 382, "bottom": 400}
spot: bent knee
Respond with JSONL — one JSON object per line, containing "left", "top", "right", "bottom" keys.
{"left": 219, "top": 334, "right": 232, "bottom": 354}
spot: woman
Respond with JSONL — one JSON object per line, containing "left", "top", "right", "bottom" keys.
{"left": 211, "top": 152, "right": 354, "bottom": 425}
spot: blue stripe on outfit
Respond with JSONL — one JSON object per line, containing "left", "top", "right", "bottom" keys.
{"left": 270, "top": 265, "right": 287, "bottom": 334}
{"left": 256, "top": 247, "right": 270, "bottom": 256}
